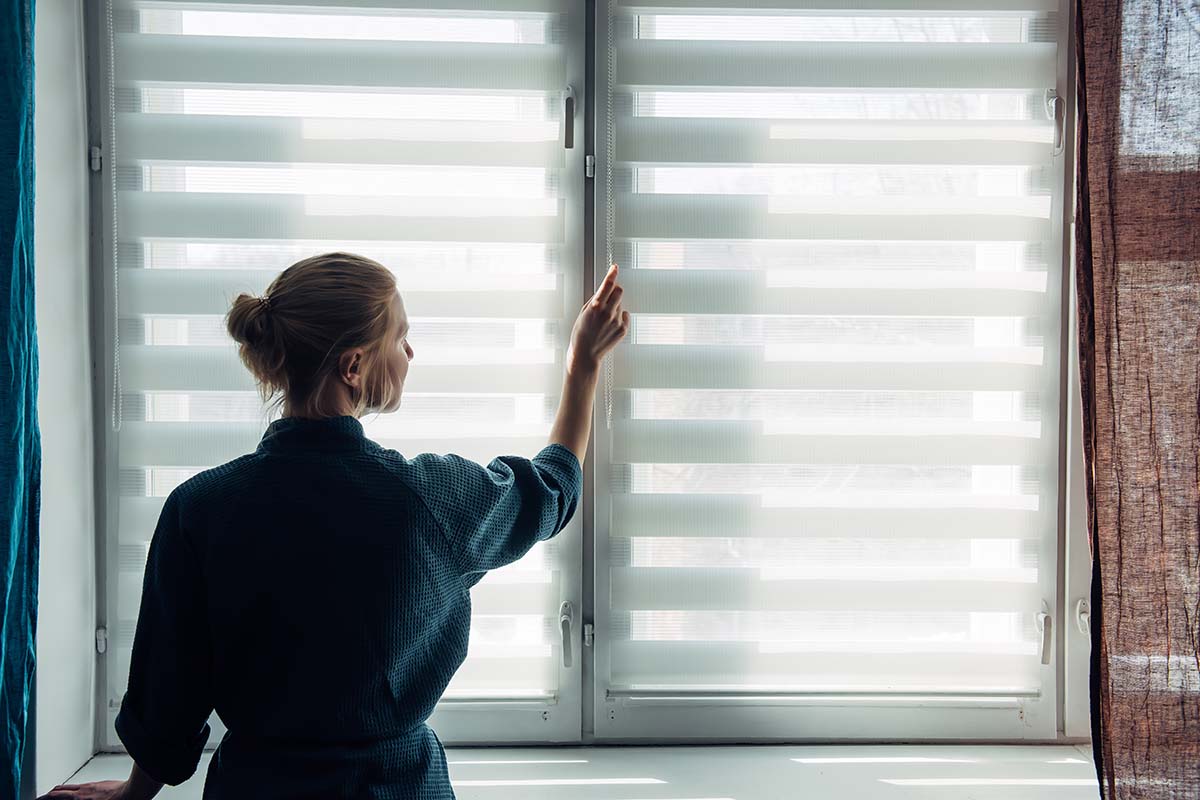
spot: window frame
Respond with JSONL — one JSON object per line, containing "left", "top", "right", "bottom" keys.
{"left": 585, "top": 0, "right": 1082, "bottom": 743}
{"left": 84, "top": 0, "right": 591, "bottom": 749}
{"left": 82, "top": 0, "right": 1088, "bottom": 752}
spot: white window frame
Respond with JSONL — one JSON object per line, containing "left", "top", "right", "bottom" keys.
{"left": 586, "top": 0, "right": 1084, "bottom": 743}
{"left": 84, "top": 0, "right": 590, "bottom": 749}
{"left": 83, "top": 0, "right": 1089, "bottom": 751}
{"left": 426, "top": 0, "right": 590, "bottom": 746}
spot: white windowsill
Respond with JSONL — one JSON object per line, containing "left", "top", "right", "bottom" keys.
{"left": 70, "top": 744, "right": 1097, "bottom": 799}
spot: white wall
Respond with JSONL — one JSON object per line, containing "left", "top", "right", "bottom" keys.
{"left": 34, "top": 0, "right": 97, "bottom": 790}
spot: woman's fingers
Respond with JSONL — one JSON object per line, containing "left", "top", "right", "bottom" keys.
{"left": 36, "top": 781, "right": 128, "bottom": 800}
{"left": 600, "top": 307, "right": 630, "bottom": 350}
{"left": 608, "top": 284, "right": 623, "bottom": 308}
{"left": 594, "top": 263, "right": 620, "bottom": 304}
{"left": 567, "top": 263, "right": 628, "bottom": 369}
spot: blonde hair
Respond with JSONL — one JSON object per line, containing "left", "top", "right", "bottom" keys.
{"left": 226, "top": 252, "right": 402, "bottom": 418}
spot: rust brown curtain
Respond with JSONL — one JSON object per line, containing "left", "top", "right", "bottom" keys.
{"left": 1075, "top": 0, "right": 1200, "bottom": 796}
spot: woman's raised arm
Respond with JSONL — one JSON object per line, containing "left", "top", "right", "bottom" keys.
{"left": 549, "top": 263, "right": 629, "bottom": 463}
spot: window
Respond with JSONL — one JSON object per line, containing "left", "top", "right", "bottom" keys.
{"left": 99, "top": 0, "right": 586, "bottom": 744}
{"left": 93, "top": 0, "right": 1073, "bottom": 745}
{"left": 590, "top": 0, "right": 1068, "bottom": 739}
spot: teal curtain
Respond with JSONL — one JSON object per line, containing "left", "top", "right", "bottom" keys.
{"left": 0, "top": 1, "right": 39, "bottom": 798}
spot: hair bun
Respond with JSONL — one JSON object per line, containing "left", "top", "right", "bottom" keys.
{"left": 226, "top": 292, "right": 272, "bottom": 347}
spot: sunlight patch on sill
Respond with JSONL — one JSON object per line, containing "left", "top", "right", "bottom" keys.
{"left": 880, "top": 778, "right": 1097, "bottom": 786}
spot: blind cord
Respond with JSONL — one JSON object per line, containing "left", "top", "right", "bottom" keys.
{"left": 603, "top": 0, "right": 616, "bottom": 430}
{"left": 107, "top": 0, "right": 122, "bottom": 433}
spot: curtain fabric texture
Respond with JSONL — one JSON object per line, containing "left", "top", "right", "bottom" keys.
{"left": 0, "top": 0, "right": 39, "bottom": 798}
{"left": 1075, "top": 0, "right": 1200, "bottom": 796}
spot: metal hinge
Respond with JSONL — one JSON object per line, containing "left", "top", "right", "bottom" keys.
{"left": 89, "top": 145, "right": 102, "bottom": 173}
{"left": 583, "top": 623, "right": 595, "bottom": 647}
{"left": 585, "top": 154, "right": 595, "bottom": 179}
{"left": 95, "top": 626, "right": 108, "bottom": 654}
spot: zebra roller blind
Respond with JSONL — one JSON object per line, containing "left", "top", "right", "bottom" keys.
{"left": 104, "top": 0, "right": 581, "bottom": 742}
{"left": 599, "top": 0, "right": 1066, "bottom": 709}
{"left": 99, "top": 0, "right": 1071, "bottom": 745}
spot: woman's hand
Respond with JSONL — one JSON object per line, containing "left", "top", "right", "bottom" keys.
{"left": 37, "top": 780, "right": 130, "bottom": 800}
{"left": 567, "top": 263, "right": 629, "bottom": 376}
{"left": 39, "top": 764, "right": 163, "bottom": 800}
{"left": 549, "top": 264, "right": 629, "bottom": 462}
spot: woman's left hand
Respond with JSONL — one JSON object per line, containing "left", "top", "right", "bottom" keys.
{"left": 37, "top": 780, "right": 130, "bottom": 800}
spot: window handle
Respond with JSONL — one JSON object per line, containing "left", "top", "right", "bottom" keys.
{"left": 559, "top": 601, "right": 574, "bottom": 668}
{"left": 1036, "top": 605, "right": 1053, "bottom": 666}
{"left": 1045, "top": 90, "right": 1064, "bottom": 157}
{"left": 562, "top": 85, "right": 576, "bottom": 150}
{"left": 1075, "top": 599, "right": 1091, "bottom": 636}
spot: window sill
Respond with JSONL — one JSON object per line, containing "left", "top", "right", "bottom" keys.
{"left": 71, "top": 743, "right": 1096, "bottom": 799}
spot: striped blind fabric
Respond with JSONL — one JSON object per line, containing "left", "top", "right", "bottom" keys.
{"left": 603, "top": 0, "right": 1064, "bottom": 696}
{"left": 106, "top": 0, "right": 577, "bottom": 737}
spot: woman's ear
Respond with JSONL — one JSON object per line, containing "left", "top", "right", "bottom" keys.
{"left": 339, "top": 347, "right": 365, "bottom": 389}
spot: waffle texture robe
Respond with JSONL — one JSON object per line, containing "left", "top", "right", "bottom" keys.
{"left": 115, "top": 415, "right": 582, "bottom": 799}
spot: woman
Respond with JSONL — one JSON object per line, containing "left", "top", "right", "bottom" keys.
{"left": 42, "top": 253, "right": 628, "bottom": 800}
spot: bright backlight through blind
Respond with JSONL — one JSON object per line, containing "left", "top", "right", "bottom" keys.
{"left": 104, "top": 0, "right": 577, "bottom": 745}
{"left": 600, "top": 0, "right": 1063, "bottom": 701}
{"left": 100, "top": 0, "right": 1069, "bottom": 745}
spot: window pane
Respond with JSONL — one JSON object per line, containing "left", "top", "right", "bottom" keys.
{"left": 106, "top": 0, "right": 576, "bottom": 744}
{"left": 602, "top": 2, "right": 1062, "bottom": 702}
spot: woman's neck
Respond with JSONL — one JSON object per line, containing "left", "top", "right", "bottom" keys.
{"left": 283, "top": 383, "right": 357, "bottom": 419}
